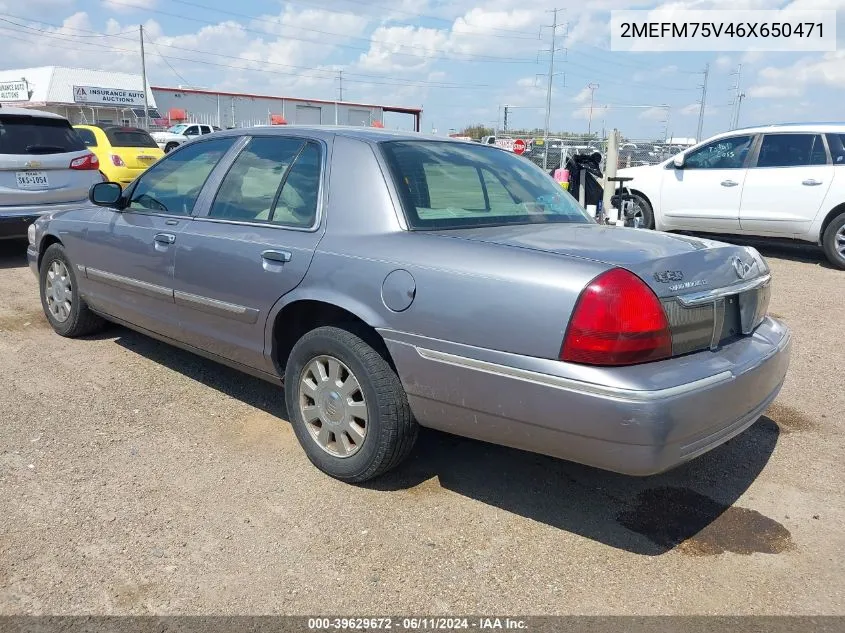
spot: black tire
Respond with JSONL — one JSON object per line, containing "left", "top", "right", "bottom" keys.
{"left": 39, "top": 243, "right": 106, "bottom": 338}
{"left": 821, "top": 212, "right": 845, "bottom": 270}
{"left": 164, "top": 142, "right": 179, "bottom": 153}
{"left": 284, "top": 325, "right": 418, "bottom": 483}
{"left": 631, "top": 193, "right": 655, "bottom": 229}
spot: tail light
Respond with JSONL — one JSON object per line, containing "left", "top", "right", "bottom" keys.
{"left": 69, "top": 153, "right": 99, "bottom": 170}
{"left": 561, "top": 268, "right": 672, "bottom": 366}
{"left": 110, "top": 154, "right": 125, "bottom": 167}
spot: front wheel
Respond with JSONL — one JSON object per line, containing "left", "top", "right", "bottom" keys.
{"left": 39, "top": 243, "right": 106, "bottom": 337}
{"left": 164, "top": 142, "right": 179, "bottom": 153}
{"left": 284, "top": 326, "right": 418, "bottom": 483}
{"left": 822, "top": 212, "right": 845, "bottom": 270}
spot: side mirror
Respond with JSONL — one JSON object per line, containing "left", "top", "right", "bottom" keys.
{"left": 89, "top": 182, "right": 123, "bottom": 207}
{"left": 673, "top": 154, "right": 685, "bottom": 169}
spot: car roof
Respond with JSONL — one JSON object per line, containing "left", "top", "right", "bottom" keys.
{"left": 716, "top": 122, "right": 845, "bottom": 136}
{"left": 215, "top": 125, "right": 459, "bottom": 144}
{"left": 0, "top": 105, "right": 68, "bottom": 120}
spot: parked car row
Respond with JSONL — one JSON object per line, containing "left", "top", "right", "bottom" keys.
{"left": 25, "top": 125, "right": 791, "bottom": 484}
{"left": 0, "top": 105, "right": 165, "bottom": 240}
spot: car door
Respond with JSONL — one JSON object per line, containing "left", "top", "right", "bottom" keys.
{"left": 183, "top": 125, "right": 201, "bottom": 142}
{"left": 82, "top": 136, "right": 238, "bottom": 338}
{"left": 659, "top": 134, "right": 754, "bottom": 232}
{"left": 739, "top": 132, "right": 833, "bottom": 236}
{"left": 200, "top": 125, "right": 213, "bottom": 135}
{"left": 172, "top": 134, "right": 327, "bottom": 372}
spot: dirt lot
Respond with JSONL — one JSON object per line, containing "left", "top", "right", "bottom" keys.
{"left": 0, "top": 238, "right": 843, "bottom": 615}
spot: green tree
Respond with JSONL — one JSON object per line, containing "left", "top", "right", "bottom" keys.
{"left": 459, "top": 124, "right": 495, "bottom": 139}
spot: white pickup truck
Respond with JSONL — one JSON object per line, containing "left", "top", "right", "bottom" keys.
{"left": 150, "top": 123, "right": 221, "bottom": 153}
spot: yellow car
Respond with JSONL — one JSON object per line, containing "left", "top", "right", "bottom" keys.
{"left": 73, "top": 124, "right": 164, "bottom": 186}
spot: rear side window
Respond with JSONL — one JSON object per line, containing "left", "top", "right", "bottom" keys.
{"left": 104, "top": 127, "right": 158, "bottom": 148}
{"left": 0, "top": 115, "right": 86, "bottom": 154}
{"left": 209, "top": 136, "right": 321, "bottom": 227}
{"left": 826, "top": 134, "right": 845, "bottom": 164}
{"left": 76, "top": 128, "right": 97, "bottom": 147}
{"left": 682, "top": 135, "right": 753, "bottom": 169}
{"left": 756, "top": 133, "right": 827, "bottom": 167}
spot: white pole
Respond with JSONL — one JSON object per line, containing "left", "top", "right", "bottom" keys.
{"left": 139, "top": 25, "right": 150, "bottom": 129}
{"left": 542, "top": 8, "right": 559, "bottom": 171}
{"left": 696, "top": 63, "right": 709, "bottom": 142}
{"left": 602, "top": 129, "right": 620, "bottom": 224}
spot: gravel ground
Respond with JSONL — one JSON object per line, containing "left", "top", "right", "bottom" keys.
{"left": 0, "top": 237, "right": 843, "bottom": 615}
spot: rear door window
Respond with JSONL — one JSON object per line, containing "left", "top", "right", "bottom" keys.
{"left": 756, "top": 133, "right": 828, "bottom": 167}
{"left": 682, "top": 135, "right": 753, "bottom": 169}
{"left": 75, "top": 128, "right": 98, "bottom": 147}
{"left": 0, "top": 115, "right": 86, "bottom": 155}
{"left": 826, "top": 134, "right": 845, "bottom": 164}
{"left": 104, "top": 127, "right": 159, "bottom": 148}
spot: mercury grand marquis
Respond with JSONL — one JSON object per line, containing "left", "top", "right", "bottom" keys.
{"left": 27, "top": 127, "right": 791, "bottom": 483}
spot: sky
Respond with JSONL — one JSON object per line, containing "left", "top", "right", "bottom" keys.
{"left": 1, "top": 0, "right": 844, "bottom": 139}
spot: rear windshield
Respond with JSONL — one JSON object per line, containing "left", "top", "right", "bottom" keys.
{"left": 380, "top": 141, "right": 591, "bottom": 230}
{"left": 104, "top": 127, "right": 158, "bottom": 148}
{"left": 0, "top": 114, "right": 86, "bottom": 155}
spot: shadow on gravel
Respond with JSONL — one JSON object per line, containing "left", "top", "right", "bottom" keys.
{"left": 110, "top": 326, "right": 784, "bottom": 557}
{"left": 0, "top": 239, "right": 29, "bottom": 270}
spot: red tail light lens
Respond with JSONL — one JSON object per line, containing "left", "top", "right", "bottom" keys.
{"left": 561, "top": 268, "right": 672, "bottom": 366}
{"left": 69, "top": 153, "right": 99, "bottom": 170}
{"left": 110, "top": 154, "right": 125, "bottom": 167}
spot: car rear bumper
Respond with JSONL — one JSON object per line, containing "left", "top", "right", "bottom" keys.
{"left": 0, "top": 200, "right": 85, "bottom": 239}
{"left": 381, "top": 317, "right": 791, "bottom": 476}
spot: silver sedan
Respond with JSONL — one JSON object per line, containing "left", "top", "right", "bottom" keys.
{"left": 27, "top": 126, "right": 791, "bottom": 482}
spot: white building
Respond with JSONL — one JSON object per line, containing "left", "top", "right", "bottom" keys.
{"left": 0, "top": 66, "right": 158, "bottom": 126}
{"left": 0, "top": 66, "right": 422, "bottom": 131}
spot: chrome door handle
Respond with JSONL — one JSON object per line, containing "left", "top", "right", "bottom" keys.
{"left": 802, "top": 179, "right": 823, "bottom": 186}
{"left": 720, "top": 180, "right": 739, "bottom": 187}
{"left": 261, "top": 249, "right": 292, "bottom": 263}
{"left": 154, "top": 233, "right": 176, "bottom": 244}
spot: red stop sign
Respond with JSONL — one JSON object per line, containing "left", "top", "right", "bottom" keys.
{"left": 513, "top": 139, "right": 527, "bottom": 155}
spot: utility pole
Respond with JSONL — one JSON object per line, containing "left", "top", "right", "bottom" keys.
{"left": 503, "top": 104, "right": 509, "bottom": 133}
{"left": 539, "top": 8, "right": 565, "bottom": 170}
{"left": 338, "top": 71, "right": 343, "bottom": 101}
{"left": 139, "top": 25, "right": 150, "bottom": 129}
{"left": 586, "top": 83, "right": 599, "bottom": 137}
{"left": 231, "top": 98, "right": 236, "bottom": 128}
{"left": 735, "top": 92, "right": 746, "bottom": 129}
{"left": 729, "top": 64, "right": 743, "bottom": 130}
{"left": 696, "top": 63, "right": 709, "bottom": 142}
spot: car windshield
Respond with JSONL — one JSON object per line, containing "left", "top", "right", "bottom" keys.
{"left": 381, "top": 141, "right": 592, "bottom": 230}
{"left": 0, "top": 114, "right": 86, "bottom": 155}
{"left": 167, "top": 124, "right": 188, "bottom": 134}
{"left": 104, "top": 127, "right": 159, "bottom": 148}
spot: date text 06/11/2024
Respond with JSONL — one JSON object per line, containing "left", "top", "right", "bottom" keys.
{"left": 307, "top": 617, "right": 528, "bottom": 630}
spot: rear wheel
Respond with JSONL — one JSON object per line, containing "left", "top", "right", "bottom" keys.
{"left": 39, "top": 244, "right": 106, "bottom": 337}
{"left": 630, "top": 193, "right": 655, "bottom": 229}
{"left": 284, "top": 326, "right": 418, "bottom": 483}
{"left": 164, "top": 142, "right": 179, "bottom": 153}
{"left": 821, "top": 212, "right": 845, "bottom": 270}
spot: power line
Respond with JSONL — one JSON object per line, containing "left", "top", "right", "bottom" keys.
{"left": 0, "top": 25, "right": 506, "bottom": 92}
{"left": 35, "top": 1, "right": 540, "bottom": 64}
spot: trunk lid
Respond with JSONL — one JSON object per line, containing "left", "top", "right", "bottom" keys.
{"left": 104, "top": 127, "right": 163, "bottom": 170}
{"left": 428, "top": 223, "right": 767, "bottom": 298}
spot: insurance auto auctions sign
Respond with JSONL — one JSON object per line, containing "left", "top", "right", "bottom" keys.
{"left": 0, "top": 80, "right": 29, "bottom": 102}
{"left": 73, "top": 85, "right": 146, "bottom": 107}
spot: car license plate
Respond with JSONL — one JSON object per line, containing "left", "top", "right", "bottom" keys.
{"left": 137, "top": 155, "right": 156, "bottom": 163}
{"left": 16, "top": 171, "right": 49, "bottom": 189}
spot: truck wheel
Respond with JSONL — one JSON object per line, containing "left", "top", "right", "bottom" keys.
{"left": 821, "top": 212, "right": 845, "bottom": 270}
{"left": 630, "top": 193, "right": 655, "bottom": 229}
{"left": 39, "top": 243, "right": 106, "bottom": 337}
{"left": 284, "top": 326, "right": 418, "bottom": 483}
{"left": 164, "top": 142, "right": 179, "bottom": 153}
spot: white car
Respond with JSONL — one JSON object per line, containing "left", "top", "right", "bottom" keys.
{"left": 618, "top": 123, "right": 845, "bottom": 269}
{"left": 150, "top": 123, "right": 220, "bottom": 153}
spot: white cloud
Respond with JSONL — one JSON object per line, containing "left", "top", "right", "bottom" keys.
{"left": 749, "top": 50, "right": 845, "bottom": 98}
{"left": 356, "top": 25, "right": 450, "bottom": 73}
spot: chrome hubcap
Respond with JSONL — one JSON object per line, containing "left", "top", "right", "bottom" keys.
{"left": 836, "top": 225, "right": 845, "bottom": 258}
{"left": 45, "top": 260, "right": 72, "bottom": 323}
{"left": 299, "top": 355, "right": 368, "bottom": 458}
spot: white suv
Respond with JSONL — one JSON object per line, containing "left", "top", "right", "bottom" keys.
{"left": 151, "top": 123, "right": 220, "bottom": 153}
{"left": 618, "top": 123, "right": 845, "bottom": 269}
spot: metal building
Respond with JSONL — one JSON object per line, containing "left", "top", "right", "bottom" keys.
{"left": 0, "top": 66, "right": 158, "bottom": 126}
{"left": 150, "top": 86, "right": 422, "bottom": 131}
{"left": 0, "top": 66, "right": 422, "bottom": 131}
